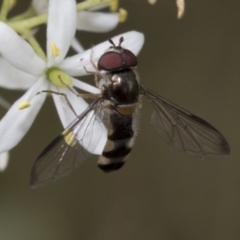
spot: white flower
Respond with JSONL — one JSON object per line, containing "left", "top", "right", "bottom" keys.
{"left": 32, "top": 0, "right": 124, "bottom": 53}
{"left": 176, "top": 0, "right": 185, "bottom": 19}
{"left": 32, "top": 0, "right": 122, "bottom": 33}
{"left": 0, "top": 0, "right": 144, "bottom": 154}
{"left": 0, "top": 57, "right": 36, "bottom": 90}
{"left": 0, "top": 95, "right": 11, "bottom": 172}
{"left": 0, "top": 151, "right": 9, "bottom": 172}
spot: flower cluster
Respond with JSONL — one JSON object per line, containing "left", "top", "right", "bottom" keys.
{"left": 0, "top": 0, "right": 144, "bottom": 170}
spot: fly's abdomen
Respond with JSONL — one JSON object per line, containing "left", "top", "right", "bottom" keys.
{"left": 98, "top": 108, "right": 136, "bottom": 172}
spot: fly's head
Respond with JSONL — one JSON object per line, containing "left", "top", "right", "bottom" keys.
{"left": 97, "top": 37, "right": 138, "bottom": 72}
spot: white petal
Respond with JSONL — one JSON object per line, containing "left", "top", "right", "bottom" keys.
{"left": 72, "top": 78, "right": 100, "bottom": 94}
{"left": 47, "top": 0, "right": 77, "bottom": 66}
{"left": 0, "top": 22, "right": 46, "bottom": 75}
{"left": 60, "top": 31, "right": 145, "bottom": 76}
{"left": 0, "top": 151, "right": 9, "bottom": 172}
{"left": 60, "top": 58, "right": 96, "bottom": 77}
{"left": 24, "top": 75, "right": 49, "bottom": 101}
{"left": 76, "top": 11, "right": 119, "bottom": 32}
{"left": 0, "top": 57, "right": 36, "bottom": 89}
{"left": 51, "top": 85, "right": 89, "bottom": 128}
{"left": 31, "top": 0, "right": 48, "bottom": 14}
{"left": 52, "top": 86, "right": 106, "bottom": 155}
{"left": 71, "top": 37, "right": 85, "bottom": 53}
{"left": 0, "top": 78, "right": 47, "bottom": 153}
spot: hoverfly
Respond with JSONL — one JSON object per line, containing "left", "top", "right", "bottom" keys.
{"left": 30, "top": 37, "right": 230, "bottom": 188}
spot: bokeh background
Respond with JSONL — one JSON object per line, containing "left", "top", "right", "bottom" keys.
{"left": 1, "top": 0, "right": 240, "bottom": 239}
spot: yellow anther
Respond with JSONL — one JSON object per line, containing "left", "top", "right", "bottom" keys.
{"left": 50, "top": 42, "right": 60, "bottom": 57}
{"left": 148, "top": 0, "right": 157, "bottom": 4}
{"left": 9, "top": 0, "right": 16, "bottom": 10}
{"left": 176, "top": 0, "right": 185, "bottom": 19}
{"left": 63, "top": 131, "right": 76, "bottom": 147}
{"left": 18, "top": 100, "right": 31, "bottom": 110}
{"left": 118, "top": 8, "right": 128, "bottom": 23}
{"left": 109, "top": 0, "right": 118, "bottom": 12}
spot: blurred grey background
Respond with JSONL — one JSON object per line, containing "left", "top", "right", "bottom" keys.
{"left": 1, "top": 0, "right": 240, "bottom": 239}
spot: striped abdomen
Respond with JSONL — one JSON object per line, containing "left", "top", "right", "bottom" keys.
{"left": 97, "top": 104, "right": 137, "bottom": 172}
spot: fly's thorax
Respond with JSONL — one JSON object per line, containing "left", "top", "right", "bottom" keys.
{"left": 102, "top": 69, "right": 140, "bottom": 106}
{"left": 97, "top": 68, "right": 140, "bottom": 116}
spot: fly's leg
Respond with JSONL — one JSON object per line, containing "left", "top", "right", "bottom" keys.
{"left": 58, "top": 75, "right": 101, "bottom": 100}
{"left": 83, "top": 66, "right": 100, "bottom": 88}
{"left": 83, "top": 66, "right": 101, "bottom": 88}
{"left": 83, "top": 49, "right": 107, "bottom": 88}
{"left": 37, "top": 90, "right": 78, "bottom": 117}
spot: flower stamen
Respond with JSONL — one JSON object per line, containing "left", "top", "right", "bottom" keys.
{"left": 118, "top": 8, "right": 127, "bottom": 22}
{"left": 109, "top": 0, "right": 118, "bottom": 12}
{"left": 50, "top": 42, "right": 60, "bottom": 57}
{"left": 9, "top": 0, "right": 17, "bottom": 11}
{"left": 18, "top": 100, "right": 31, "bottom": 110}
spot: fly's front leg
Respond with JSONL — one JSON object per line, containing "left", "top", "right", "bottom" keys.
{"left": 58, "top": 75, "right": 101, "bottom": 99}
{"left": 37, "top": 90, "right": 78, "bottom": 117}
{"left": 94, "top": 74, "right": 100, "bottom": 88}
{"left": 68, "top": 87, "right": 101, "bottom": 99}
{"left": 83, "top": 66, "right": 101, "bottom": 88}
{"left": 83, "top": 48, "right": 107, "bottom": 88}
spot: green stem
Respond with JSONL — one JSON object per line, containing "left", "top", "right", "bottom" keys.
{"left": 0, "top": 0, "right": 11, "bottom": 21}
{"left": 8, "top": 13, "right": 47, "bottom": 33}
{"left": 77, "top": 0, "right": 116, "bottom": 11}
{"left": 5, "top": 0, "right": 117, "bottom": 59}
{"left": 23, "top": 30, "right": 46, "bottom": 60}
{"left": 8, "top": 6, "right": 36, "bottom": 22}
{"left": 7, "top": 0, "right": 116, "bottom": 33}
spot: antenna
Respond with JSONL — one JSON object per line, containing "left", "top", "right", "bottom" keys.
{"left": 108, "top": 38, "right": 116, "bottom": 47}
{"left": 118, "top": 36, "right": 124, "bottom": 46}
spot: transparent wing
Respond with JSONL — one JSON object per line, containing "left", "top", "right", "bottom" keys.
{"left": 140, "top": 86, "right": 230, "bottom": 158}
{"left": 30, "top": 99, "right": 107, "bottom": 188}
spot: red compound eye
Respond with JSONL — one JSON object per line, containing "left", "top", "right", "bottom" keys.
{"left": 98, "top": 49, "right": 137, "bottom": 71}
